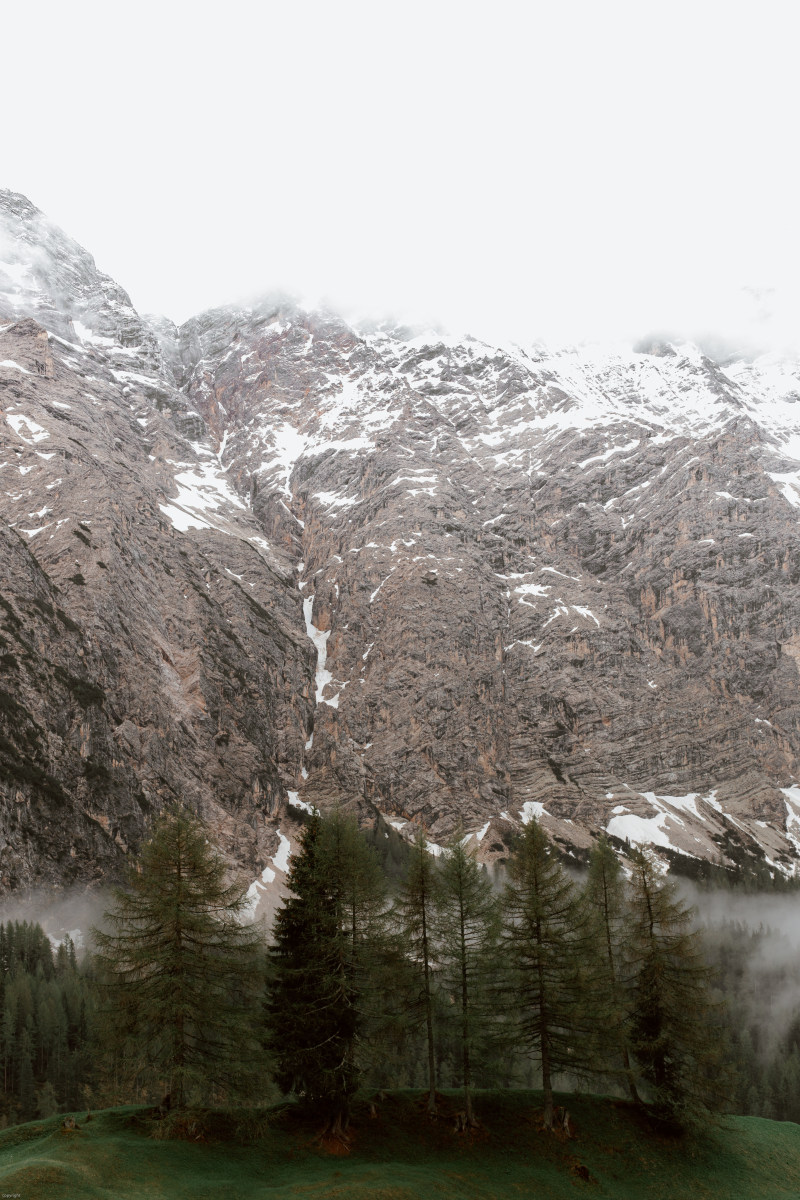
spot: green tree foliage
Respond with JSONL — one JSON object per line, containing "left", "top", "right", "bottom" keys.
{"left": 266, "top": 811, "right": 388, "bottom": 1135}
{"left": 582, "top": 836, "right": 639, "bottom": 1101}
{"left": 393, "top": 830, "right": 441, "bottom": 1113}
{"left": 0, "top": 923, "right": 93, "bottom": 1125}
{"left": 0, "top": 813, "right": 764, "bottom": 1137}
{"left": 623, "top": 848, "right": 726, "bottom": 1128}
{"left": 500, "top": 819, "right": 591, "bottom": 1129}
{"left": 435, "top": 835, "right": 499, "bottom": 1125}
{"left": 93, "top": 805, "right": 265, "bottom": 1109}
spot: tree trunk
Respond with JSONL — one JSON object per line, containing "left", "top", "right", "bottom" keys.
{"left": 420, "top": 895, "right": 437, "bottom": 1114}
{"left": 323, "top": 1097, "right": 351, "bottom": 1141}
{"left": 541, "top": 1039, "right": 554, "bottom": 1130}
{"left": 601, "top": 869, "right": 640, "bottom": 1105}
{"left": 622, "top": 1043, "right": 641, "bottom": 1105}
{"left": 536, "top": 919, "right": 553, "bottom": 1130}
{"left": 459, "top": 898, "right": 474, "bottom": 1125}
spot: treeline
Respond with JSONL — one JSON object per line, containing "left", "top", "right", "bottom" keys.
{"left": 87, "top": 806, "right": 726, "bottom": 1135}
{"left": 266, "top": 814, "right": 727, "bottom": 1133}
{"left": 3, "top": 807, "right": 797, "bottom": 1135}
{"left": 0, "top": 921, "right": 93, "bottom": 1126}
{"left": 706, "top": 921, "right": 800, "bottom": 1123}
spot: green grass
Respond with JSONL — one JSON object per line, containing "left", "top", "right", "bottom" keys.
{"left": 0, "top": 1091, "right": 799, "bottom": 1199}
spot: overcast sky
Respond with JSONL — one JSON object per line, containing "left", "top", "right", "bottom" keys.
{"left": 4, "top": 1, "right": 798, "bottom": 349}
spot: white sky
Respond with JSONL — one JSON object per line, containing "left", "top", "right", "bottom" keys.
{"left": 4, "top": 0, "right": 798, "bottom": 349}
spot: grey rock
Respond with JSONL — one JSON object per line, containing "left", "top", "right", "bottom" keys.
{"left": 4, "top": 194, "right": 800, "bottom": 901}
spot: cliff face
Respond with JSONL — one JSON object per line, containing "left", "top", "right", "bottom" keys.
{"left": 3, "top": 189, "right": 800, "bottom": 897}
{"left": 1, "top": 197, "right": 313, "bottom": 889}
{"left": 170, "top": 305, "right": 800, "bottom": 879}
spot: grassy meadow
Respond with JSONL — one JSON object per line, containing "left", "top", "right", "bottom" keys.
{"left": 0, "top": 1091, "right": 799, "bottom": 1199}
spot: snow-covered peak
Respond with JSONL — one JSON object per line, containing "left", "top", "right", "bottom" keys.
{"left": 0, "top": 190, "right": 169, "bottom": 390}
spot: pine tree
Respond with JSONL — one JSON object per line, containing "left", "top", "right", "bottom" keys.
{"left": 93, "top": 805, "right": 265, "bottom": 1109}
{"left": 623, "top": 848, "right": 726, "bottom": 1128}
{"left": 393, "top": 830, "right": 441, "bottom": 1113}
{"left": 582, "top": 836, "right": 639, "bottom": 1102}
{"left": 500, "top": 819, "right": 589, "bottom": 1129}
{"left": 435, "top": 835, "right": 498, "bottom": 1126}
{"left": 266, "top": 811, "right": 387, "bottom": 1136}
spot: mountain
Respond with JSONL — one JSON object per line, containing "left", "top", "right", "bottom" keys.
{"left": 3, "top": 189, "right": 800, "bottom": 904}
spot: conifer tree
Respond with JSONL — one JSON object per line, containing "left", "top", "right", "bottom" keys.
{"left": 435, "top": 835, "right": 498, "bottom": 1126}
{"left": 17, "top": 1031, "right": 35, "bottom": 1121}
{"left": 266, "top": 811, "right": 387, "bottom": 1136}
{"left": 317, "top": 809, "right": 390, "bottom": 1123}
{"left": 393, "top": 830, "right": 441, "bottom": 1113}
{"left": 500, "top": 819, "right": 589, "bottom": 1129}
{"left": 93, "top": 805, "right": 264, "bottom": 1109}
{"left": 582, "top": 836, "right": 639, "bottom": 1102}
{"left": 266, "top": 815, "right": 330, "bottom": 1108}
{"left": 623, "top": 847, "right": 726, "bottom": 1128}
{"left": 36, "top": 1079, "right": 58, "bottom": 1118}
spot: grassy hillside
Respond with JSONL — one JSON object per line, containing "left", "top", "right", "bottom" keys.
{"left": 0, "top": 1091, "right": 799, "bottom": 1199}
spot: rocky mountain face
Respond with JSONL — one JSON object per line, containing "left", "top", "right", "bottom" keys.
{"left": 3, "top": 189, "right": 800, "bottom": 901}
{"left": 0, "top": 194, "right": 312, "bottom": 892}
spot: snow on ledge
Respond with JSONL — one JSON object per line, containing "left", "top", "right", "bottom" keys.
{"left": 159, "top": 503, "right": 211, "bottom": 532}
{"left": 7, "top": 413, "right": 49, "bottom": 443}
{"left": 519, "top": 801, "right": 547, "bottom": 824}
{"left": 606, "top": 808, "right": 672, "bottom": 848}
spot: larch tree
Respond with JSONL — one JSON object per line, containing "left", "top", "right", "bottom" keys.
{"left": 317, "top": 809, "right": 390, "bottom": 1124}
{"left": 435, "top": 835, "right": 499, "bottom": 1127}
{"left": 623, "top": 847, "right": 727, "bottom": 1128}
{"left": 93, "top": 805, "right": 265, "bottom": 1109}
{"left": 500, "top": 819, "right": 591, "bottom": 1130}
{"left": 393, "top": 830, "right": 441, "bottom": 1114}
{"left": 582, "top": 835, "right": 639, "bottom": 1102}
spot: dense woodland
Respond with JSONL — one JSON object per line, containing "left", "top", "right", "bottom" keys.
{"left": 1, "top": 808, "right": 800, "bottom": 1135}
{"left": 0, "top": 922, "right": 93, "bottom": 1125}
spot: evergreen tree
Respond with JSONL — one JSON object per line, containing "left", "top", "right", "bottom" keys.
{"left": 393, "top": 830, "right": 441, "bottom": 1113}
{"left": 623, "top": 848, "right": 726, "bottom": 1128}
{"left": 0, "top": 921, "right": 96, "bottom": 1124}
{"left": 500, "top": 819, "right": 589, "bottom": 1129}
{"left": 317, "top": 809, "right": 390, "bottom": 1122}
{"left": 36, "top": 1079, "right": 58, "bottom": 1118}
{"left": 582, "top": 836, "right": 639, "bottom": 1102}
{"left": 17, "top": 1030, "right": 35, "bottom": 1121}
{"left": 266, "top": 811, "right": 387, "bottom": 1136}
{"left": 93, "top": 805, "right": 265, "bottom": 1109}
{"left": 435, "top": 835, "right": 498, "bottom": 1126}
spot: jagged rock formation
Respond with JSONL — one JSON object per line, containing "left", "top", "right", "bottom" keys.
{"left": 0, "top": 197, "right": 312, "bottom": 890}
{"left": 3, "top": 188, "right": 800, "bottom": 898}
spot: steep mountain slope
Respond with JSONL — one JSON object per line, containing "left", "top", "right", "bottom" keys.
{"left": 172, "top": 305, "right": 800, "bottom": 879}
{"left": 0, "top": 194, "right": 312, "bottom": 889}
{"left": 3, "top": 188, "right": 800, "bottom": 896}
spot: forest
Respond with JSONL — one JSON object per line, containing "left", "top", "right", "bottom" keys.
{"left": 1, "top": 806, "right": 799, "bottom": 1138}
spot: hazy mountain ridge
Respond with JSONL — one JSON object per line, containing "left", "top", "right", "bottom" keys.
{"left": 3, "top": 189, "right": 800, "bottom": 899}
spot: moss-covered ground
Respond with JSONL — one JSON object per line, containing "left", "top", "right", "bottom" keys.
{"left": 0, "top": 1090, "right": 799, "bottom": 1199}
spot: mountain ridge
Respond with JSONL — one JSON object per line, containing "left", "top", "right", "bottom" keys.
{"left": 3, "top": 189, "right": 800, "bottom": 905}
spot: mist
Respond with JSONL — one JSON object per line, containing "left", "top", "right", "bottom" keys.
{"left": 2, "top": 4, "right": 797, "bottom": 359}
{"left": 684, "top": 883, "right": 800, "bottom": 952}
{"left": 0, "top": 886, "right": 110, "bottom": 951}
